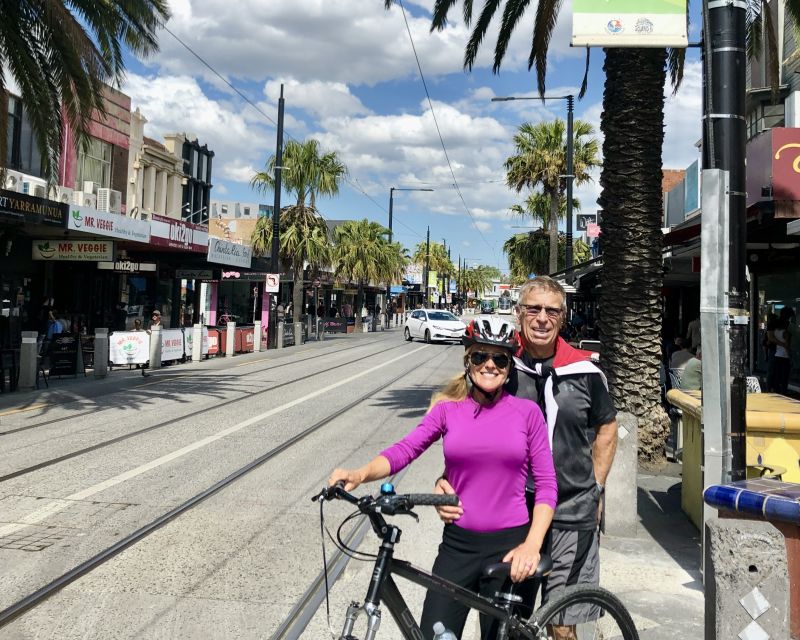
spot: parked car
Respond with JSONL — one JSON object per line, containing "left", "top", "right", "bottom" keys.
{"left": 404, "top": 309, "right": 466, "bottom": 343}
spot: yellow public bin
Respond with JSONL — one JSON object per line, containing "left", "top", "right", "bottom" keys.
{"left": 666, "top": 389, "right": 800, "bottom": 530}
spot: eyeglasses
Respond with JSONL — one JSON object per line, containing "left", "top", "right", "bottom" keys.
{"left": 469, "top": 351, "right": 511, "bottom": 369}
{"left": 518, "top": 304, "right": 562, "bottom": 319}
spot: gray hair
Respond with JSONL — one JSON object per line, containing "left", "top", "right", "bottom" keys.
{"left": 516, "top": 276, "right": 567, "bottom": 312}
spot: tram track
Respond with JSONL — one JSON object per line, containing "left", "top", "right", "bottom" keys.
{"left": 0, "top": 338, "right": 413, "bottom": 483}
{"left": 0, "top": 344, "right": 455, "bottom": 630}
{"left": 0, "top": 336, "right": 389, "bottom": 437}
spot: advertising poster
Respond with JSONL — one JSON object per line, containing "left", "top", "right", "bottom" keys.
{"left": 110, "top": 331, "right": 149, "bottom": 365}
{"left": 572, "top": 0, "right": 687, "bottom": 48}
{"left": 183, "top": 326, "right": 210, "bottom": 357}
{"left": 161, "top": 329, "right": 185, "bottom": 362}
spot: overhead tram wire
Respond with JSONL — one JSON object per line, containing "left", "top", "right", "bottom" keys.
{"left": 160, "top": 24, "right": 425, "bottom": 237}
{"left": 395, "top": 0, "right": 496, "bottom": 259}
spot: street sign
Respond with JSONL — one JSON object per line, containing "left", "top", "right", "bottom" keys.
{"left": 572, "top": 0, "right": 688, "bottom": 48}
{"left": 576, "top": 213, "right": 596, "bottom": 231}
{"left": 265, "top": 273, "right": 280, "bottom": 292}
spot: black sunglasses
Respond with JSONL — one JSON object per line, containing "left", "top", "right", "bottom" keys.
{"left": 469, "top": 351, "right": 511, "bottom": 369}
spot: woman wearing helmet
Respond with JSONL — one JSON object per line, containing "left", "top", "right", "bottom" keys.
{"left": 328, "top": 317, "right": 556, "bottom": 639}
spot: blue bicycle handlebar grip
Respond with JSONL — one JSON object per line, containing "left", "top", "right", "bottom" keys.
{"left": 407, "top": 494, "right": 460, "bottom": 507}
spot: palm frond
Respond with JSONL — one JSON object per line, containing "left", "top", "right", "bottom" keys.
{"left": 494, "top": 0, "right": 531, "bottom": 73}
{"left": 530, "top": 0, "right": 565, "bottom": 96}
{"left": 464, "top": 0, "right": 502, "bottom": 70}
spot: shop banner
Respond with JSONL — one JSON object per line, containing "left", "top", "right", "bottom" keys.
{"left": 67, "top": 206, "right": 151, "bottom": 242}
{"left": 222, "top": 271, "right": 270, "bottom": 282}
{"left": 177, "top": 269, "right": 214, "bottom": 280}
{"left": 110, "top": 331, "right": 149, "bottom": 365}
{"left": 150, "top": 213, "right": 208, "bottom": 252}
{"left": 32, "top": 238, "right": 114, "bottom": 261}
{"left": 161, "top": 328, "right": 185, "bottom": 361}
{"left": 184, "top": 326, "right": 210, "bottom": 357}
{"left": 207, "top": 237, "right": 253, "bottom": 268}
{"left": 572, "top": 0, "right": 687, "bottom": 48}
{"left": 0, "top": 189, "right": 66, "bottom": 226}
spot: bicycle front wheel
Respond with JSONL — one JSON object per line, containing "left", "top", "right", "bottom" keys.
{"left": 529, "top": 584, "right": 639, "bottom": 640}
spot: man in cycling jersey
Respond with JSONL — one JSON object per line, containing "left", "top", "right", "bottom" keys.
{"left": 437, "top": 276, "right": 618, "bottom": 639}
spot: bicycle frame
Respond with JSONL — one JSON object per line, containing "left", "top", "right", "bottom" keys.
{"left": 338, "top": 521, "right": 540, "bottom": 640}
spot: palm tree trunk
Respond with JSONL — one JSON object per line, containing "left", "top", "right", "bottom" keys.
{"left": 548, "top": 193, "right": 559, "bottom": 274}
{"left": 598, "top": 48, "right": 670, "bottom": 462}
{"left": 293, "top": 260, "right": 305, "bottom": 327}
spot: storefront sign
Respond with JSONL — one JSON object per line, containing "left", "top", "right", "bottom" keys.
{"left": 67, "top": 206, "right": 151, "bottom": 242}
{"left": 161, "top": 328, "right": 185, "bottom": 362}
{"left": 0, "top": 189, "right": 66, "bottom": 226}
{"left": 176, "top": 269, "right": 214, "bottom": 280}
{"left": 572, "top": 0, "right": 687, "bottom": 48}
{"left": 150, "top": 213, "right": 208, "bottom": 252}
{"left": 110, "top": 331, "right": 149, "bottom": 365}
{"left": 222, "top": 271, "right": 270, "bottom": 282}
{"left": 207, "top": 237, "right": 253, "bottom": 268}
{"left": 265, "top": 273, "right": 280, "bottom": 292}
{"left": 98, "top": 260, "right": 157, "bottom": 273}
{"left": 48, "top": 333, "right": 84, "bottom": 376}
{"left": 32, "top": 239, "right": 114, "bottom": 261}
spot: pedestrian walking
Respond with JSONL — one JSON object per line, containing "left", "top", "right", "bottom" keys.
{"left": 435, "top": 276, "right": 618, "bottom": 638}
{"left": 328, "top": 317, "right": 556, "bottom": 639}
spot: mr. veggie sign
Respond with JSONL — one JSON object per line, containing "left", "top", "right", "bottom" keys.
{"left": 32, "top": 239, "right": 114, "bottom": 261}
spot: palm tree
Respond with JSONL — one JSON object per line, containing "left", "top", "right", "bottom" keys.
{"left": 0, "top": 1, "right": 170, "bottom": 183}
{"left": 504, "top": 231, "right": 592, "bottom": 284}
{"left": 458, "top": 265, "right": 493, "bottom": 302}
{"left": 333, "top": 219, "right": 399, "bottom": 331}
{"left": 510, "top": 192, "right": 581, "bottom": 235}
{"left": 251, "top": 139, "right": 347, "bottom": 317}
{"left": 251, "top": 206, "right": 331, "bottom": 319}
{"left": 505, "top": 119, "right": 599, "bottom": 274}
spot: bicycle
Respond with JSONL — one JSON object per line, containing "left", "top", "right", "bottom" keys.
{"left": 314, "top": 483, "right": 639, "bottom": 640}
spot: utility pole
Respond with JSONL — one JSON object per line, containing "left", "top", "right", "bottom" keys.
{"left": 424, "top": 226, "right": 430, "bottom": 309}
{"left": 702, "top": 1, "right": 747, "bottom": 482}
{"left": 268, "top": 84, "right": 285, "bottom": 349}
{"left": 565, "top": 95, "right": 575, "bottom": 279}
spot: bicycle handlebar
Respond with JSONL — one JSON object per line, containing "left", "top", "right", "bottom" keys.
{"left": 313, "top": 483, "right": 459, "bottom": 516}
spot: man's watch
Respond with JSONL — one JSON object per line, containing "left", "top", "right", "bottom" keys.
{"left": 594, "top": 482, "right": 605, "bottom": 496}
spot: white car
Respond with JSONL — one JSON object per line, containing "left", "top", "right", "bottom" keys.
{"left": 404, "top": 309, "right": 466, "bottom": 343}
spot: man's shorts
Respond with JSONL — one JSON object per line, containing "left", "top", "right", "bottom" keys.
{"left": 540, "top": 527, "right": 601, "bottom": 625}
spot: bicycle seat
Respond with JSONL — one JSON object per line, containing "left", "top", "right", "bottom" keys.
{"left": 482, "top": 554, "right": 553, "bottom": 582}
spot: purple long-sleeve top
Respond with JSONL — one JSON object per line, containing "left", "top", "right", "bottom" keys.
{"left": 380, "top": 391, "right": 557, "bottom": 533}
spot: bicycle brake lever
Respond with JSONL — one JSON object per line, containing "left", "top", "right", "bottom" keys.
{"left": 407, "top": 509, "right": 419, "bottom": 523}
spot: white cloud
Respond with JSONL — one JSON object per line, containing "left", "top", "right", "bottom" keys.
{"left": 472, "top": 221, "right": 492, "bottom": 232}
{"left": 155, "top": 0, "right": 579, "bottom": 87}
{"left": 263, "top": 78, "right": 371, "bottom": 119}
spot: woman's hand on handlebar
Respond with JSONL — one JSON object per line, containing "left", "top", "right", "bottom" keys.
{"left": 433, "top": 477, "right": 463, "bottom": 524}
{"left": 328, "top": 468, "right": 365, "bottom": 492}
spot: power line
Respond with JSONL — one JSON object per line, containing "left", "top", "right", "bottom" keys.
{"left": 161, "top": 24, "right": 425, "bottom": 239}
{"left": 395, "top": 0, "right": 496, "bottom": 258}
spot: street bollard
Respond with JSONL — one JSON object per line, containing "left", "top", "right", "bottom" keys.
{"left": 294, "top": 321, "right": 303, "bottom": 345}
{"left": 226, "top": 321, "right": 236, "bottom": 356}
{"left": 253, "top": 321, "right": 262, "bottom": 353}
{"left": 18, "top": 331, "right": 38, "bottom": 390}
{"left": 317, "top": 318, "right": 324, "bottom": 341}
{"left": 277, "top": 321, "right": 284, "bottom": 349}
{"left": 148, "top": 325, "right": 162, "bottom": 370}
{"left": 93, "top": 328, "right": 109, "bottom": 378}
{"left": 379, "top": 313, "right": 385, "bottom": 331}
{"left": 192, "top": 324, "right": 202, "bottom": 362}
{"left": 306, "top": 316, "right": 313, "bottom": 342}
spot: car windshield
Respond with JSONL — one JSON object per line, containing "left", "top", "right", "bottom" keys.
{"left": 498, "top": 298, "right": 513, "bottom": 309}
{"left": 428, "top": 312, "right": 458, "bottom": 321}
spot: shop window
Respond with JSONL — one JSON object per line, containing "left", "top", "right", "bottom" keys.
{"left": 5, "top": 95, "right": 44, "bottom": 177}
{"left": 75, "top": 137, "right": 112, "bottom": 190}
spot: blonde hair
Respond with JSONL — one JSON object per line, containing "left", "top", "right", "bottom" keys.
{"left": 427, "top": 348, "right": 511, "bottom": 411}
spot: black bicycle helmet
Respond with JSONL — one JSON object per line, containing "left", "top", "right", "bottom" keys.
{"left": 462, "top": 317, "right": 520, "bottom": 353}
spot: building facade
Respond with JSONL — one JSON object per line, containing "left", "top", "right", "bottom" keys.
{"left": 163, "top": 134, "right": 214, "bottom": 225}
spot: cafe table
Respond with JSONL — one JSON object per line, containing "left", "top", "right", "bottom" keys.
{"left": 666, "top": 388, "right": 800, "bottom": 529}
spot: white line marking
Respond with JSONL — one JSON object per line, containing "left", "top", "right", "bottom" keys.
{"left": 0, "top": 345, "right": 429, "bottom": 537}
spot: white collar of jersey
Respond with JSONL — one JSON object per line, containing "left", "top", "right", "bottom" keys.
{"left": 512, "top": 357, "right": 608, "bottom": 450}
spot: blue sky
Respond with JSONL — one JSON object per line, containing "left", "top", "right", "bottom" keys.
{"left": 122, "top": 0, "right": 704, "bottom": 273}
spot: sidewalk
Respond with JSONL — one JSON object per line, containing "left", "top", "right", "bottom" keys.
{"left": 0, "top": 329, "right": 394, "bottom": 417}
